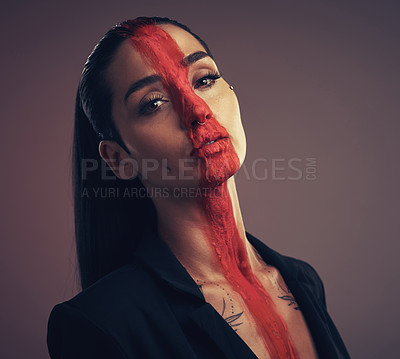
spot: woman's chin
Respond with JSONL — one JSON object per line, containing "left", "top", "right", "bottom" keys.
{"left": 199, "top": 155, "right": 240, "bottom": 189}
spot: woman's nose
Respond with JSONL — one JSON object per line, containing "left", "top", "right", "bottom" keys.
{"left": 189, "top": 103, "right": 212, "bottom": 127}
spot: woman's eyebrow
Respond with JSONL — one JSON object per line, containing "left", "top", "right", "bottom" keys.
{"left": 124, "top": 51, "right": 211, "bottom": 103}
{"left": 181, "top": 51, "right": 212, "bottom": 67}
{"left": 124, "top": 74, "right": 162, "bottom": 103}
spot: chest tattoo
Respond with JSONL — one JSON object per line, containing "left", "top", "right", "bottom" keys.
{"left": 275, "top": 270, "right": 300, "bottom": 310}
{"left": 197, "top": 281, "right": 244, "bottom": 331}
{"left": 260, "top": 263, "right": 300, "bottom": 311}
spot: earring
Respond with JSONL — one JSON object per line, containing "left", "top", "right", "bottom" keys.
{"left": 229, "top": 85, "right": 234, "bottom": 90}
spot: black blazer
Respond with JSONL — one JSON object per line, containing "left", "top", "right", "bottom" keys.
{"left": 47, "top": 229, "right": 351, "bottom": 358}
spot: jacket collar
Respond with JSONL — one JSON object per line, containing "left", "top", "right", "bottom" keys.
{"left": 132, "top": 227, "right": 302, "bottom": 300}
{"left": 132, "top": 227, "right": 205, "bottom": 301}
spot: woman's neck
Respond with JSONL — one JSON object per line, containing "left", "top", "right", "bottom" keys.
{"left": 152, "top": 177, "right": 264, "bottom": 282}
{"left": 152, "top": 177, "right": 300, "bottom": 358}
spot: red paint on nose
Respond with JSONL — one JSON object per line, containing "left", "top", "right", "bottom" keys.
{"left": 127, "top": 22, "right": 300, "bottom": 359}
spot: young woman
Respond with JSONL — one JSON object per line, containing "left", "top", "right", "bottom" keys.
{"left": 47, "top": 16, "right": 350, "bottom": 359}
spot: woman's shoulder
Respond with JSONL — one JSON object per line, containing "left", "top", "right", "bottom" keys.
{"left": 49, "top": 260, "right": 158, "bottom": 325}
{"left": 282, "top": 255, "right": 327, "bottom": 306}
{"left": 47, "top": 262, "right": 155, "bottom": 358}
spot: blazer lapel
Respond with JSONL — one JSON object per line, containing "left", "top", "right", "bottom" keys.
{"left": 246, "top": 232, "right": 344, "bottom": 358}
{"left": 189, "top": 303, "right": 259, "bottom": 359}
{"left": 286, "top": 280, "right": 343, "bottom": 358}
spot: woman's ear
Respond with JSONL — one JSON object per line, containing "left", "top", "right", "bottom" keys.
{"left": 98, "top": 140, "right": 138, "bottom": 180}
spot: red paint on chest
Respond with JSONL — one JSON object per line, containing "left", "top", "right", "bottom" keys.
{"left": 126, "top": 21, "right": 300, "bottom": 358}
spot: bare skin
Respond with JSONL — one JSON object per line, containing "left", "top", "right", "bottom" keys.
{"left": 99, "top": 23, "right": 318, "bottom": 358}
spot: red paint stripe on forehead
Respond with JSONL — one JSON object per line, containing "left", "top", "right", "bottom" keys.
{"left": 129, "top": 25, "right": 187, "bottom": 80}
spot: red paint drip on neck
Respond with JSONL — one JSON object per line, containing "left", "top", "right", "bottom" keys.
{"left": 128, "top": 22, "right": 300, "bottom": 358}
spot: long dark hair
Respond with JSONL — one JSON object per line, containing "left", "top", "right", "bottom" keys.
{"left": 73, "top": 16, "right": 214, "bottom": 290}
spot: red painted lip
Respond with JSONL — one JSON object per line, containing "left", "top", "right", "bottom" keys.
{"left": 190, "top": 136, "right": 229, "bottom": 156}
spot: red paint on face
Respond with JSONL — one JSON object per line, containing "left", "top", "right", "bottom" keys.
{"left": 127, "top": 23, "right": 239, "bottom": 187}
{"left": 126, "top": 21, "right": 300, "bottom": 358}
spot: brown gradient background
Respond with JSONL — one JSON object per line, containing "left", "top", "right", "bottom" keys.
{"left": 1, "top": 0, "right": 399, "bottom": 358}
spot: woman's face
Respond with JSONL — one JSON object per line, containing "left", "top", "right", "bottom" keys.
{"left": 103, "top": 24, "right": 246, "bottom": 190}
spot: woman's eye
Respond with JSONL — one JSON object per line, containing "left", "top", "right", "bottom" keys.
{"left": 139, "top": 97, "right": 168, "bottom": 115}
{"left": 194, "top": 71, "right": 222, "bottom": 90}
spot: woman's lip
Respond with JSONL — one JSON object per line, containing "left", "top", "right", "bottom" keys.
{"left": 202, "top": 136, "right": 229, "bottom": 147}
{"left": 190, "top": 137, "right": 229, "bottom": 156}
